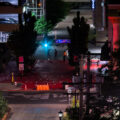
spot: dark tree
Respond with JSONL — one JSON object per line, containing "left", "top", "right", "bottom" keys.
{"left": 67, "top": 11, "right": 90, "bottom": 65}
{"left": 110, "top": 39, "right": 120, "bottom": 81}
{"left": 34, "top": 16, "right": 52, "bottom": 35}
{"left": 0, "top": 44, "right": 11, "bottom": 72}
{"left": 7, "top": 12, "right": 38, "bottom": 71}
{"left": 100, "top": 39, "right": 120, "bottom": 81}
{"left": 46, "top": 0, "right": 70, "bottom": 27}
{"left": 101, "top": 40, "right": 111, "bottom": 61}
{"left": 65, "top": 96, "right": 120, "bottom": 120}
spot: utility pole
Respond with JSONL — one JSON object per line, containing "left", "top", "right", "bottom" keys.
{"left": 43, "top": 0, "right": 46, "bottom": 18}
{"left": 79, "top": 54, "right": 84, "bottom": 120}
{"left": 86, "top": 51, "right": 91, "bottom": 115}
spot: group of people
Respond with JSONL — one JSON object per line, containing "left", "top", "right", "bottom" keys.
{"left": 47, "top": 48, "right": 58, "bottom": 60}
{"left": 47, "top": 48, "right": 67, "bottom": 62}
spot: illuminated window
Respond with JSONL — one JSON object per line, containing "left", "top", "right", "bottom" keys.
{"left": 38, "top": 2, "right": 42, "bottom": 7}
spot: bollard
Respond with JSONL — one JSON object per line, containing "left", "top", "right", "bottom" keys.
{"left": 36, "top": 84, "right": 50, "bottom": 91}
{"left": 11, "top": 72, "right": 14, "bottom": 84}
{"left": 37, "top": 85, "right": 39, "bottom": 90}
{"left": 45, "top": 85, "right": 47, "bottom": 90}
{"left": 24, "top": 84, "right": 27, "bottom": 90}
{"left": 47, "top": 84, "right": 50, "bottom": 90}
{"left": 43, "top": 85, "right": 45, "bottom": 90}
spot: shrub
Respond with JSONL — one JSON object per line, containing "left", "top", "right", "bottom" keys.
{"left": 65, "top": 107, "right": 79, "bottom": 120}
{"left": 0, "top": 93, "right": 8, "bottom": 119}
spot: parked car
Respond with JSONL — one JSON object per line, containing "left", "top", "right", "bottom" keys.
{"left": 0, "top": 18, "right": 17, "bottom": 24}
{"left": 0, "top": 18, "right": 11, "bottom": 24}
{"left": 8, "top": 18, "right": 18, "bottom": 24}
{"left": 0, "top": 2, "right": 17, "bottom": 7}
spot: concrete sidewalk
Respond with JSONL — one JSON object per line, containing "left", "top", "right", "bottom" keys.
{"left": 0, "top": 83, "right": 21, "bottom": 91}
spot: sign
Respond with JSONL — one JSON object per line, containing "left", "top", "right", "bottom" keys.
{"left": 19, "top": 56, "right": 24, "bottom": 63}
{"left": 67, "top": 87, "right": 72, "bottom": 94}
{"left": 67, "top": 87, "right": 75, "bottom": 93}
{"left": 65, "top": 85, "right": 69, "bottom": 90}
{"left": 19, "top": 63, "right": 24, "bottom": 71}
{"left": 56, "top": 39, "right": 71, "bottom": 43}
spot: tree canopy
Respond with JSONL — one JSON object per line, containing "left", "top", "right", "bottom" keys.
{"left": 46, "top": 0, "right": 70, "bottom": 27}
{"left": 67, "top": 11, "right": 90, "bottom": 65}
{"left": 7, "top": 12, "right": 38, "bottom": 70}
{"left": 67, "top": 11, "right": 90, "bottom": 55}
{"left": 64, "top": 96, "right": 120, "bottom": 120}
{"left": 34, "top": 16, "right": 52, "bottom": 35}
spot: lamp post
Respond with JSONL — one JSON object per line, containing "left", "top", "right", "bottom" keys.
{"left": 58, "top": 110, "right": 63, "bottom": 120}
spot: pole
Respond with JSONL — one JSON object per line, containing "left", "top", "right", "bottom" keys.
{"left": 86, "top": 52, "right": 91, "bottom": 115}
{"left": 79, "top": 54, "right": 84, "bottom": 120}
{"left": 43, "top": 0, "right": 46, "bottom": 18}
{"left": 20, "top": 70, "right": 23, "bottom": 80}
{"left": 75, "top": 89, "right": 77, "bottom": 108}
{"left": 11, "top": 72, "right": 15, "bottom": 84}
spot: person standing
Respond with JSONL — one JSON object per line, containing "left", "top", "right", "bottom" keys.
{"left": 54, "top": 49, "right": 58, "bottom": 59}
{"left": 63, "top": 50, "right": 67, "bottom": 62}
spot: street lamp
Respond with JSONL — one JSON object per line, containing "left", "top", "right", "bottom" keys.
{"left": 58, "top": 110, "right": 63, "bottom": 120}
{"left": 44, "top": 43, "right": 48, "bottom": 47}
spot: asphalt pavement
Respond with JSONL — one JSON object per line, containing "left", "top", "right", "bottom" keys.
{"left": 0, "top": 57, "right": 74, "bottom": 91}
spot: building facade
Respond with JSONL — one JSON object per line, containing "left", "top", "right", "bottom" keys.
{"left": 107, "top": 1, "right": 120, "bottom": 51}
{"left": 0, "top": 0, "right": 45, "bottom": 43}
{"left": 94, "top": 0, "right": 106, "bottom": 31}
{"left": 23, "top": 0, "right": 45, "bottom": 18}
{"left": 91, "top": 0, "right": 107, "bottom": 43}
{"left": 93, "top": 0, "right": 120, "bottom": 52}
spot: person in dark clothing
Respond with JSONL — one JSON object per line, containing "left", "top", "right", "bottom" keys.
{"left": 54, "top": 49, "right": 58, "bottom": 58}
{"left": 47, "top": 49, "right": 51, "bottom": 60}
{"left": 63, "top": 50, "right": 67, "bottom": 62}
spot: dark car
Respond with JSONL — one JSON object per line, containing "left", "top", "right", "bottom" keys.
{"left": 0, "top": 18, "right": 13, "bottom": 24}
{"left": 8, "top": 18, "right": 18, "bottom": 24}
{"left": 0, "top": 2, "right": 17, "bottom": 7}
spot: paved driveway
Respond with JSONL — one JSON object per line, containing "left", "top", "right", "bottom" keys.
{"left": 6, "top": 92, "right": 69, "bottom": 120}
{"left": 8, "top": 104, "right": 68, "bottom": 120}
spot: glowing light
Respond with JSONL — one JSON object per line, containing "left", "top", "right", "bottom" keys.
{"left": 44, "top": 43, "right": 48, "bottom": 47}
{"left": 92, "top": 0, "right": 95, "bottom": 9}
{"left": 83, "top": 59, "right": 108, "bottom": 71}
{"left": 108, "top": 16, "right": 120, "bottom": 51}
{"left": 56, "top": 39, "right": 71, "bottom": 43}
{"left": 113, "top": 24, "right": 119, "bottom": 51}
{"left": 38, "top": 2, "right": 42, "bottom": 7}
